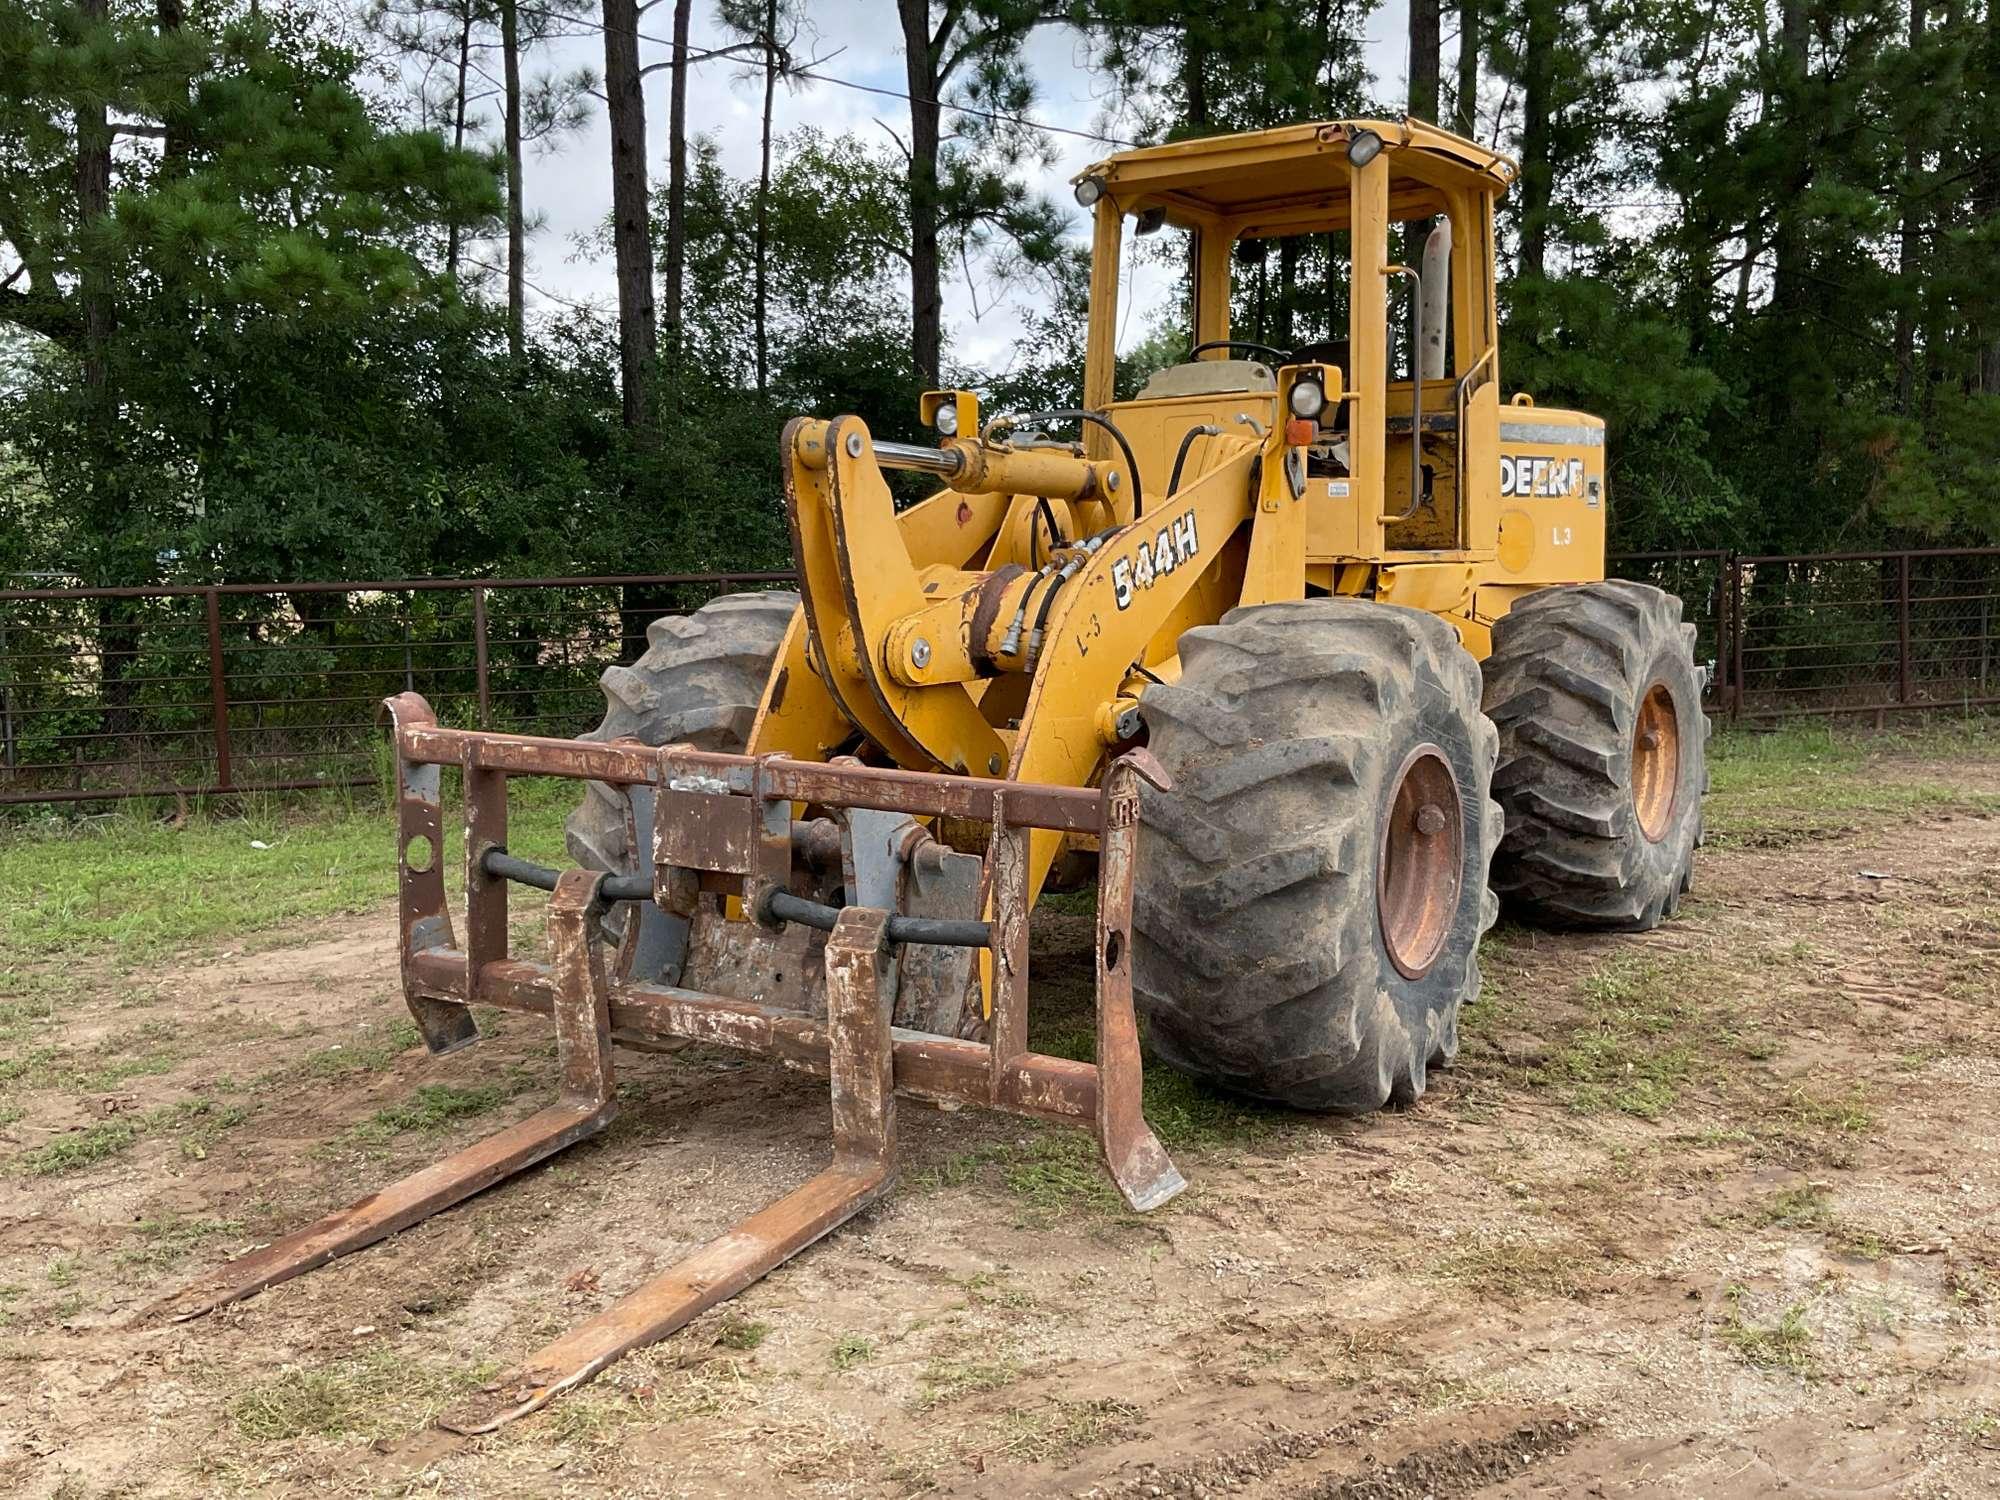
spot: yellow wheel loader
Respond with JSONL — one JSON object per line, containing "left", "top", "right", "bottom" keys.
{"left": 158, "top": 118, "right": 1707, "bottom": 1430}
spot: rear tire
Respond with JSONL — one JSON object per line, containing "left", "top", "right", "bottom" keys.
{"left": 1133, "top": 600, "right": 1503, "bottom": 1113}
{"left": 564, "top": 591, "right": 798, "bottom": 935}
{"left": 1480, "top": 580, "right": 1708, "bottom": 930}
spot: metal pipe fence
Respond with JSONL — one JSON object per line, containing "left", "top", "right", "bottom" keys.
{"left": 0, "top": 551, "right": 1993, "bottom": 806}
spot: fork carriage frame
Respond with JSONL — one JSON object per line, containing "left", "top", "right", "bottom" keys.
{"left": 153, "top": 691, "right": 1183, "bottom": 1432}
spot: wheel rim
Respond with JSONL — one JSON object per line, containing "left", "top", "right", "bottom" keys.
{"left": 1632, "top": 682, "right": 1681, "bottom": 843}
{"left": 1378, "top": 744, "right": 1462, "bottom": 981}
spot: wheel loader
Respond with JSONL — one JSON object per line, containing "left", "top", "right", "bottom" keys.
{"left": 156, "top": 117, "right": 1707, "bottom": 1430}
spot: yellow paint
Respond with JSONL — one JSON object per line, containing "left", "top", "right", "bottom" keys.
{"left": 752, "top": 117, "right": 1617, "bottom": 1019}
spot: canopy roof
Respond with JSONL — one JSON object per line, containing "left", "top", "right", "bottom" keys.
{"left": 1075, "top": 118, "right": 1518, "bottom": 238}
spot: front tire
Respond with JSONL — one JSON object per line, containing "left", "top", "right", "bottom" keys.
{"left": 1480, "top": 580, "right": 1709, "bottom": 930}
{"left": 1132, "top": 600, "right": 1503, "bottom": 1113}
{"left": 564, "top": 591, "right": 798, "bottom": 937}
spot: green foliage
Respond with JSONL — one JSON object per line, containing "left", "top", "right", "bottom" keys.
{"left": 3, "top": 0, "right": 1999, "bottom": 593}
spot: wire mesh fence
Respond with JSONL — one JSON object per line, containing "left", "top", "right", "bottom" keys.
{"left": 0, "top": 573, "right": 797, "bottom": 805}
{"left": 0, "top": 551, "right": 1992, "bottom": 806}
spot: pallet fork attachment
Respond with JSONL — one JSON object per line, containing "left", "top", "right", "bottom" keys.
{"left": 149, "top": 693, "right": 1183, "bottom": 1430}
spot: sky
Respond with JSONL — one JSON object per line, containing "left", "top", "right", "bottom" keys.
{"left": 497, "top": 1, "right": 1419, "bottom": 372}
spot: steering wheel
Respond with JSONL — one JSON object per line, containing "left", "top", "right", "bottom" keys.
{"left": 1184, "top": 338, "right": 1292, "bottom": 365}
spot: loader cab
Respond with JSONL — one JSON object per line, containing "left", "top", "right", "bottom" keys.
{"left": 1071, "top": 118, "right": 1515, "bottom": 577}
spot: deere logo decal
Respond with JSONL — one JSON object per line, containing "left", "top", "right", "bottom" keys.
{"left": 1501, "top": 456, "right": 1587, "bottom": 499}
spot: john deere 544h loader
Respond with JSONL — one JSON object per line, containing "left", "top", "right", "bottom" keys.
{"left": 158, "top": 118, "right": 1706, "bottom": 1431}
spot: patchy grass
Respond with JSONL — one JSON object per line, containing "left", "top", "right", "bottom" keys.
{"left": 16, "top": 1120, "right": 139, "bottom": 1176}
{"left": 1760, "top": 1183, "right": 1835, "bottom": 1230}
{"left": 994, "top": 1396, "right": 1143, "bottom": 1462}
{"left": 353, "top": 1084, "right": 505, "bottom": 1141}
{"left": 1706, "top": 720, "right": 2000, "bottom": 848}
{"left": 280, "top": 1018, "right": 422, "bottom": 1084}
{"left": 829, "top": 1333, "right": 873, "bottom": 1371}
{"left": 0, "top": 778, "right": 572, "bottom": 965}
{"left": 913, "top": 1352, "right": 1023, "bottom": 1411}
{"left": 229, "top": 1345, "right": 484, "bottom": 1442}
{"left": 1716, "top": 1291, "right": 1816, "bottom": 1377}
{"left": 716, "top": 1316, "right": 769, "bottom": 1352}
{"left": 1530, "top": 953, "right": 1717, "bottom": 1118}
{"left": 1433, "top": 1236, "right": 1586, "bottom": 1302}
{"left": 1779, "top": 1082, "right": 1875, "bottom": 1135}
{"left": 116, "top": 1215, "right": 245, "bottom": 1270}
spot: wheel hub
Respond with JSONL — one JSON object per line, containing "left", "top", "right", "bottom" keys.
{"left": 1378, "top": 744, "right": 1462, "bottom": 980}
{"left": 1632, "top": 682, "right": 1680, "bottom": 843}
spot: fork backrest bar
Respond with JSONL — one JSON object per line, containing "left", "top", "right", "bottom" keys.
{"left": 395, "top": 720, "right": 1106, "bottom": 834}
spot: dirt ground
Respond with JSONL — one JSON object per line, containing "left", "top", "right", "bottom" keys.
{"left": 4, "top": 746, "right": 2000, "bottom": 1498}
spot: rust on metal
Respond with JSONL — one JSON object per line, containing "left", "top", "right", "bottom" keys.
{"left": 146, "top": 867, "right": 620, "bottom": 1325}
{"left": 1377, "top": 742, "right": 1463, "bottom": 981}
{"left": 462, "top": 750, "right": 508, "bottom": 1008}
{"left": 1091, "top": 751, "right": 1186, "bottom": 1212}
{"left": 986, "top": 791, "right": 1030, "bottom": 1097}
{"left": 388, "top": 692, "right": 476, "bottom": 1054}
{"left": 406, "top": 946, "right": 1103, "bottom": 1125}
{"left": 155, "top": 697, "right": 1192, "bottom": 1429}
{"left": 1631, "top": 682, "right": 1681, "bottom": 843}
{"left": 438, "top": 906, "right": 896, "bottom": 1434}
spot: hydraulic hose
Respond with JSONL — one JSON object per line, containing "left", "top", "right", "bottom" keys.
{"left": 1167, "top": 423, "right": 1221, "bottom": 496}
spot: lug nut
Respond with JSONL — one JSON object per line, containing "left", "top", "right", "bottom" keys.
{"left": 1415, "top": 804, "right": 1448, "bottom": 836}
{"left": 1639, "top": 728, "right": 1661, "bottom": 750}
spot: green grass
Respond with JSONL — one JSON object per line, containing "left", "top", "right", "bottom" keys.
{"left": 912, "top": 1352, "right": 1023, "bottom": 1411}
{"left": 1717, "top": 1291, "right": 1815, "bottom": 1376}
{"left": 16, "top": 1120, "right": 138, "bottom": 1175}
{"left": 0, "top": 777, "right": 573, "bottom": 964}
{"left": 715, "top": 1316, "right": 768, "bottom": 1352}
{"left": 829, "top": 1333, "right": 873, "bottom": 1371}
{"left": 10, "top": 1092, "right": 252, "bottom": 1176}
{"left": 352, "top": 1084, "right": 505, "bottom": 1141}
{"left": 994, "top": 1396, "right": 1142, "bottom": 1462}
{"left": 116, "top": 1214, "right": 245, "bottom": 1269}
{"left": 229, "top": 1345, "right": 484, "bottom": 1441}
{"left": 1706, "top": 719, "right": 2000, "bottom": 846}
{"left": 1530, "top": 953, "right": 1714, "bottom": 1118}
{"left": 281, "top": 1018, "right": 422, "bottom": 1083}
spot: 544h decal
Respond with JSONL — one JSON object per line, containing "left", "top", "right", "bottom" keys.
{"left": 1111, "top": 511, "right": 1200, "bottom": 610}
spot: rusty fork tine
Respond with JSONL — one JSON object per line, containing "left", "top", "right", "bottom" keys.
{"left": 1093, "top": 752, "right": 1185, "bottom": 1213}
{"left": 143, "top": 870, "right": 619, "bottom": 1326}
{"left": 439, "top": 905, "right": 898, "bottom": 1435}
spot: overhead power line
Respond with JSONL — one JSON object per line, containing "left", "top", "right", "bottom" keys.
{"left": 518, "top": 2, "right": 1136, "bottom": 149}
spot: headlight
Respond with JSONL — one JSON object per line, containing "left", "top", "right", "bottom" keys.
{"left": 1346, "top": 129, "right": 1383, "bottom": 168}
{"left": 1288, "top": 379, "right": 1326, "bottom": 421}
{"left": 1073, "top": 175, "right": 1105, "bottom": 207}
{"left": 933, "top": 401, "right": 959, "bottom": 437}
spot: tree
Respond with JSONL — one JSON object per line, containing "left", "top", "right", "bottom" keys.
{"left": 600, "top": 0, "right": 654, "bottom": 433}
{"left": 893, "top": 0, "right": 1067, "bottom": 390}
{"left": 717, "top": 0, "right": 809, "bottom": 396}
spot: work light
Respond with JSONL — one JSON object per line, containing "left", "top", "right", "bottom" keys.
{"left": 1346, "top": 129, "right": 1384, "bottom": 168}
{"left": 1073, "top": 175, "right": 1105, "bottom": 207}
{"left": 1288, "top": 377, "right": 1327, "bottom": 420}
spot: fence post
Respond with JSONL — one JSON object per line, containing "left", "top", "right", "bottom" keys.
{"left": 473, "top": 585, "right": 491, "bottom": 729}
{"left": 204, "top": 586, "right": 234, "bottom": 791}
{"left": 0, "top": 619, "right": 15, "bottom": 772}
{"left": 1729, "top": 555, "right": 1745, "bottom": 723}
{"left": 1897, "top": 553, "right": 1913, "bottom": 705}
